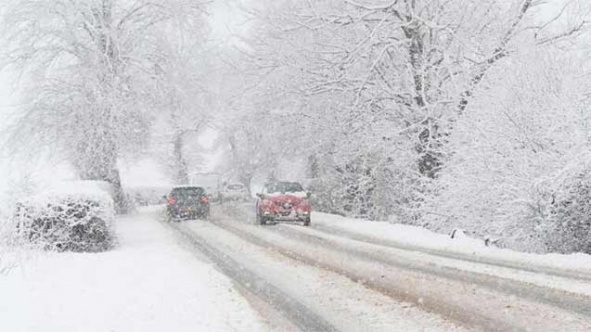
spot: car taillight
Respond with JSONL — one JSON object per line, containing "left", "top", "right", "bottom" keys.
{"left": 168, "top": 197, "right": 177, "bottom": 205}
{"left": 201, "top": 196, "right": 209, "bottom": 204}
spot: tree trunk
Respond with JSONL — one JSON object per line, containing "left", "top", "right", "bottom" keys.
{"left": 228, "top": 134, "right": 254, "bottom": 190}
{"left": 76, "top": 159, "right": 129, "bottom": 214}
{"left": 416, "top": 118, "right": 442, "bottom": 179}
{"left": 307, "top": 155, "right": 320, "bottom": 179}
{"left": 403, "top": 24, "right": 442, "bottom": 179}
{"left": 105, "top": 168, "right": 129, "bottom": 214}
{"left": 173, "top": 130, "right": 190, "bottom": 184}
{"left": 72, "top": 124, "right": 130, "bottom": 214}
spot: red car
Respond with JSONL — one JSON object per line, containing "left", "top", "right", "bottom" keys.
{"left": 256, "top": 181, "right": 311, "bottom": 226}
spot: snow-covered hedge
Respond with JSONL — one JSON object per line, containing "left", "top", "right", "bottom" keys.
{"left": 539, "top": 165, "right": 591, "bottom": 254}
{"left": 13, "top": 181, "right": 115, "bottom": 252}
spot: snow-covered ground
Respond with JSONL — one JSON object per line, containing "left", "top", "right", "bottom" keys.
{"left": 3, "top": 201, "right": 590, "bottom": 332}
{"left": 0, "top": 207, "right": 263, "bottom": 332}
{"left": 313, "top": 212, "right": 591, "bottom": 274}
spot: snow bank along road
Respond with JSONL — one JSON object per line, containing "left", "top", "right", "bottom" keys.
{"left": 165, "top": 203, "right": 591, "bottom": 332}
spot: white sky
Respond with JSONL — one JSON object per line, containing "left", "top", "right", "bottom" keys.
{"left": 208, "top": 0, "right": 253, "bottom": 45}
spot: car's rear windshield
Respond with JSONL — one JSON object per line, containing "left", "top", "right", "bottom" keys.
{"left": 171, "top": 187, "right": 205, "bottom": 197}
{"left": 265, "top": 182, "right": 303, "bottom": 193}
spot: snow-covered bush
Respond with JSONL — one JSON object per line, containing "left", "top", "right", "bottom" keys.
{"left": 426, "top": 48, "right": 591, "bottom": 253}
{"left": 308, "top": 154, "right": 430, "bottom": 223}
{"left": 13, "top": 181, "right": 115, "bottom": 252}
{"left": 540, "top": 163, "right": 591, "bottom": 254}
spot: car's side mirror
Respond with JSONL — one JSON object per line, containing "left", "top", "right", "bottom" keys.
{"left": 162, "top": 195, "right": 168, "bottom": 200}
{"left": 256, "top": 193, "right": 265, "bottom": 199}
{"left": 306, "top": 192, "right": 312, "bottom": 199}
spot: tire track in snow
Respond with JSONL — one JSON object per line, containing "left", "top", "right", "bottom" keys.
{"left": 228, "top": 202, "right": 591, "bottom": 283}
{"left": 163, "top": 220, "right": 338, "bottom": 332}
{"left": 310, "top": 223, "right": 591, "bottom": 283}
{"left": 210, "top": 207, "right": 591, "bottom": 332}
{"left": 273, "top": 223, "right": 591, "bottom": 317}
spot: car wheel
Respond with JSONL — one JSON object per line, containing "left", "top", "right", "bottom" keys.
{"left": 168, "top": 213, "right": 179, "bottom": 223}
{"left": 257, "top": 212, "right": 266, "bottom": 225}
{"left": 303, "top": 217, "right": 311, "bottom": 227}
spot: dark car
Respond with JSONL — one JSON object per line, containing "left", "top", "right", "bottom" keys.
{"left": 255, "top": 181, "right": 311, "bottom": 226}
{"left": 165, "top": 186, "right": 210, "bottom": 221}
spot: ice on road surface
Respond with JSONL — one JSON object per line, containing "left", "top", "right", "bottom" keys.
{"left": 0, "top": 206, "right": 264, "bottom": 332}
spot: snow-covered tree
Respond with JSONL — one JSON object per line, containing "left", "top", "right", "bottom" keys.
{"left": 427, "top": 45, "right": 591, "bottom": 252}
{"left": 230, "top": 0, "right": 590, "bottom": 223}
{"left": 0, "top": 0, "right": 207, "bottom": 212}
{"left": 150, "top": 19, "right": 212, "bottom": 185}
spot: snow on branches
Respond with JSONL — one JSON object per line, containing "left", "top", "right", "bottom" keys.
{"left": 0, "top": 0, "right": 208, "bottom": 212}
{"left": 225, "top": 0, "right": 591, "bottom": 252}
{"left": 12, "top": 181, "right": 116, "bottom": 252}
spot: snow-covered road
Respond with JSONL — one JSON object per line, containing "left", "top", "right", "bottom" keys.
{"left": 180, "top": 203, "right": 591, "bottom": 332}
{"left": 169, "top": 213, "right": 466, "bottom": 332}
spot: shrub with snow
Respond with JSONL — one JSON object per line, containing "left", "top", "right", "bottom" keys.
{"left": 540, "top": 166, "right": 591, "bottom": 254}
{"left": 13, "top": 181, "right": 115, "bottom": 252}
{"left": 424, "top": 49, "right": 591, "bottom": 253}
